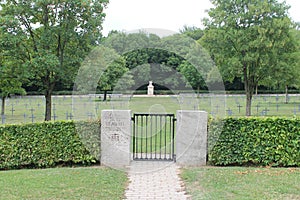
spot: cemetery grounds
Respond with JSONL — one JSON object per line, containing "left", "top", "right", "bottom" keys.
{"left": 0, "top": 94, "right": 299, "bottom": 199}
{"left": 1, "top": 93, "right": 300, "bottom": 124}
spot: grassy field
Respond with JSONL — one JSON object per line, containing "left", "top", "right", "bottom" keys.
{"left": 1, "top": 94, "right": 300, "bottom": 124}
{"left": 0, "top": 166, "right": 127, "bottom": 200}
{"left": 1, "top": 166, "right": 299, "bottom": 199}
{"left": 181, "top": 167, "right": 300, "bottom": 200}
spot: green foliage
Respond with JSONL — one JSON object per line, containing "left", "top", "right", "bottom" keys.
{"left": 208, "top": 117, "right": 300, "bottom": 167}
{"left": 0, "top": 120, "right": 100, "bottom": 170}
{"left": 99, "top": 56, "right": 134, "bottom": 91}
{"left": 102, "top": 31, "right": 213, "bottom": 92}
{"left": 180, "top": 26, "right": 204, "bottom": 41}
{"left": 201, "top": 0, "right": 297, "bottom": 115}
{"left": 0, "top": 15, "right": 27, "bottom": 115}
{"left": 103, "top": 32, "right": 186, "bottom": 90}
{"left": 1, "top": 0, "right": 109, "bottom": 120}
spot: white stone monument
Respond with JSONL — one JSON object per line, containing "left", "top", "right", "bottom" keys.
{"left": 101, "top": 110, "right": 131, "bottom": 169}
{"left": 147, "top": 81, "right": 154, "bottom": 96}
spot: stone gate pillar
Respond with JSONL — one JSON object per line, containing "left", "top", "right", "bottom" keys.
{"left": 101, "top": 110, "right": 131, "bottom": 168}
{"left": 176, "top": 110, "right": 208, "bottom": 166}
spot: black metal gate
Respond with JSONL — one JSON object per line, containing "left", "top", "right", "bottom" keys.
{"left": 132, "top": 113, "right": 176, "bottom": 161}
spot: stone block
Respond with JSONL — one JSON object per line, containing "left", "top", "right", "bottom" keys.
{"left": 176, "top": 110, "right": 208, "bottom": 166}
{"left": 101, "top": 110, "right": 131, "bottom": 169}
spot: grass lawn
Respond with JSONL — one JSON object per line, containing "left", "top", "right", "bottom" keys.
{"left": 0, "top": 166, "right": 127, "bottom": 200}
{"left": 181, "top": 167, "right": 300, "bottom": 200}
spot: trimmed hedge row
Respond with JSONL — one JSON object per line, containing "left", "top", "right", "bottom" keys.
{"left": 1, "top": 117, "right": 299, "bottom": 169}
{"left": 0, "top": 121, "right": 100, "bottom": 170}
{"left": 208, "top": 117, "right": 300, "bottom": 167}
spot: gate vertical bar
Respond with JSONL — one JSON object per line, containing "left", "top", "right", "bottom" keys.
{"left": 155, "top": 115, "right": 158, "bottom": 159}
{"left": 132, "top": 115, "right": 136, "bottom": 160}
{"left": 145, "top": 114, "right": 148, "bottom": 159}
{"left": 169, "top": 116, "right": 172, "bottom": 160}
{"left": 136, "top": 115, "right": 139, "bottom": 160}
{"left": 172, "top": 117, "right": 176, "bottom": 161}
{"left": 164, "top": 115, "right": 167, "bottom": 159}
{"left": 140, "top": 115, "right": 143, "bottom": 159}
{"left": 159, "top": 115, "right": 162, "bottom": 159}
{"left": 150, "top": 115, "right": 153, "bottom": 159}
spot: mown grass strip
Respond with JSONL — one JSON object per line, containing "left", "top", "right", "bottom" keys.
{"left": 0, "top": 167, "right": 127, "bottom": 200}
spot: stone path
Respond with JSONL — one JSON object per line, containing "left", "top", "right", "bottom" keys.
{"left": 124, "top": 161, "right": 191, "bottom": 200}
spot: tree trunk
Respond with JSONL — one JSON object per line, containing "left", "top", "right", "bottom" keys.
{"left": 103, "top": 90, "right": 107, "bottom": 101}
{"left": 44, "top": 71, "right": 55, "bottom": 121}
{"left": 285, "top": 85, "right": 289, "bottom": 104}
{"left": 255, "top": 85, "right": 258, "bottom": 95}
{"left": 45, "top": 90, "right": 52, "bottom": 121}
{"left": 197, "top": 85, "right": 200, "bottom": 98}
{"left": 246, "top": 91, "right": 252, "bottom": 116}
{"left": 1, "top": 96, "right": 5, "bottom": 116}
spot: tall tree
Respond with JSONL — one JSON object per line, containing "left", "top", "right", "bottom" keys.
{"left": 0, "top": 13, "right": 26, "bottom": 116}
{"left": 1, "top": 0, "right": 108, "bottom": 120}
{"left": 0, "top": 64, "right": 26, "bottom": 116}
{"left": 252, "top": 27, "right": 300, "bottom": 101}
{"left": 98, "top": 56, "right": 134, "bottom": 101}
{"left": 178, "top": 60, "right": 206, "bottom": 94}
{"left": 74, "top": 45, "right": 134, "bottom": 100}
{"left": 274, "top": 28, "right": 300, "bottom": 103}
{"left": 201, "top": 0, "right": 297, "bottom": 116}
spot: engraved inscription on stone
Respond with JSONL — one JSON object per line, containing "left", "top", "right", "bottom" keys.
{"left": 104, "top": 120, "right": 125, "bottom": 127}
{"left": 102, "top": 112, "right": 130, "bottom": 145}
{"left": 110, "top": 133, "right": 120, "bottom": 142}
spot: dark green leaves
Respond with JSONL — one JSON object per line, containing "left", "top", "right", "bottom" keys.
{"left": 202, "top": 0, "right": 297, "bottom": 115}
{"left": 208, "top": 117, "right": 300, "bottom": 167}
{"left": 0, "top": 120, "right": 100, "bottom": 170}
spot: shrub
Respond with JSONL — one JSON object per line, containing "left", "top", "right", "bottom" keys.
{"left": 208, "top": 117, "right": 300, "bottom": 167}
{"left": 0, "top": 120, "right": 100, "bottom": 170}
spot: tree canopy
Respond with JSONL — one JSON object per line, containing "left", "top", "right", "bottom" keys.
{"left": 102, "top": 31, "right": 213, "bottom": 93}
{"left": 0, "top": 0, "right": 108, "bottom": 120}
{"left": 0, "top": 12, "right": 26, "bottom": 115}
{"left": 201, "top": 0, "right": 298, "bottom": 115}
{"left": 1, "top": 0, "right": 299, "bottom": 119}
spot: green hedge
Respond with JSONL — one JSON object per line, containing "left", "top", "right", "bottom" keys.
{"left": 208, "top": 117, "right": 300, "bottom": 167}
{"left": 0, "top": 121, "right": 100, "bottom": 170}
{"left": 2, "top": 117, "right": 299, "bottom": 169}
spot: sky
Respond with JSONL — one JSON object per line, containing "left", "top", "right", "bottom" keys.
{"left": 102, "top": 0, "right": 300, "bottom": 36}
